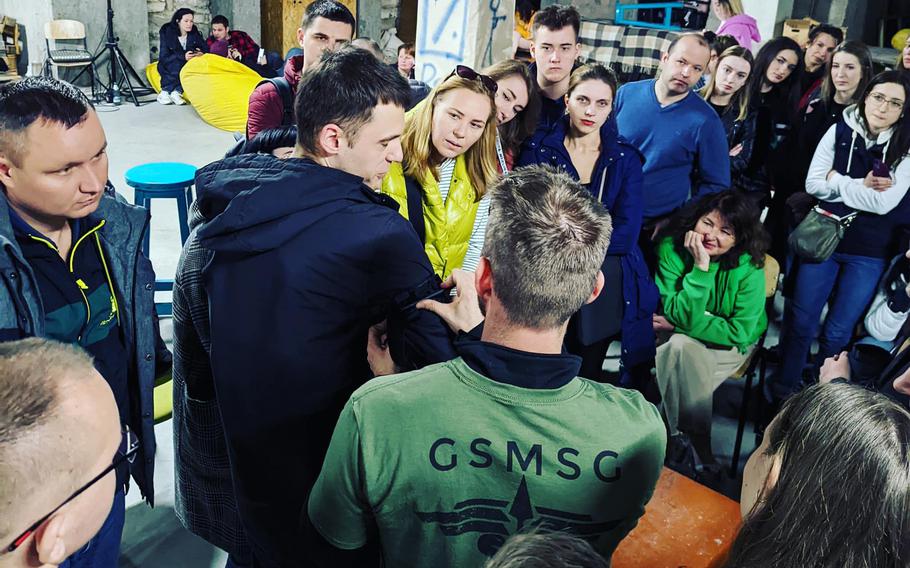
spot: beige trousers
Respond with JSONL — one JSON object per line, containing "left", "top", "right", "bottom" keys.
{"left": 655, "top": 333, "right": 749, "bottom": 437}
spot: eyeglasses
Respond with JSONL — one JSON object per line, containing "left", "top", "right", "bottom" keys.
{"left": 446, "top": 65, "right": 498, "bottom": 95}
{"left": 867, "top": 92, "right": 905, "bottom": 113}
{"left": 3, "top": 426, "right": 139, "bottom": 555}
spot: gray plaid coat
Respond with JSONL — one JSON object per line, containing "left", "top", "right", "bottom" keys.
{"left": 172, "top": 202, "right": 250, "bottom": 559}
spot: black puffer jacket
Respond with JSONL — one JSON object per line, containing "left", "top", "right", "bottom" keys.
{"left": 157, "top": 22, "right": 206, "bottom": 89}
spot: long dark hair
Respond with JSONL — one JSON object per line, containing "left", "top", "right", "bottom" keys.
{"left": 516, "top": 0, "right": 539, "bottom": 23}
{"left": 659, "top": 191, "right": 768, "bottom": 269}
{"left": 171, "top": 8, "right": 195, "bottom": 27}
{"left": 748, "top": 37, "right": 803, "bottom": 113}
{"left": 855, "top": 70, "right": 910, "bottom": 169}
{"left": 725, "top": 382, "right": 910, "bottom": 568}
{"left": 820, "top": 41, "right": 873, "bottom": 106}
{"left": 482, "top": 60, "right": 541, "bottom": 155}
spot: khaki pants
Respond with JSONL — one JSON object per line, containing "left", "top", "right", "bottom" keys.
{"left": 655, "top": 333, "right": 749, "bottom": 437}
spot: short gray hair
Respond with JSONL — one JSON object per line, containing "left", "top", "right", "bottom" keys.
{"left": 0, "top": 338, "right": 96, "bottom": 538}
{"left": 482, "top": 165, "right": 612, "bottom": 329}
{"left": 485, "top": 530, "right": 609, "bottom": 568}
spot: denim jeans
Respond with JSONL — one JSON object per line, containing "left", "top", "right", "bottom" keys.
{"left": 772, "top": 252, "right": 886, "bottom": 400}
{"left": 60, "top": 488, "right": 125, "bottom": 568}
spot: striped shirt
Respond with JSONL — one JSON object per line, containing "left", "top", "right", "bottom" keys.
{"left": 438, "top": 159, "right": 489, "bottom": 273}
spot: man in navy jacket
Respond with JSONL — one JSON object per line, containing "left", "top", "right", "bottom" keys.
{"left": 197, "top": 46, "right": 455, "bottom": 567}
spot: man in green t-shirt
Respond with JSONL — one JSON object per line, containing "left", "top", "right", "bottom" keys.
{"left": 305, "top": 166, "right": 667, "bottom": 566}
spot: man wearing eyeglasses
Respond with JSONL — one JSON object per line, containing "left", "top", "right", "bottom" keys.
{"left": 0, "top": 338, "right": 137, "bottom": 567}
{"left": 0, "top": 77, "right": 161, "bottom": 567}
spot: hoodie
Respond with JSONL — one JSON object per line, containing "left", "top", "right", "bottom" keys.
{"left": 245, "top": 55, "right": 304, "bottom": 139}
{"left": 195, "top": 154, "right": 455, "bottom": 567}
{"left": 806, "top": 104, "right": 910, "bottom": 258}
{"left": 157, "top": 22, "right": 207, "bottom": 91}
{"left": 716, "top": 14, "right": 761, "bottom": 52}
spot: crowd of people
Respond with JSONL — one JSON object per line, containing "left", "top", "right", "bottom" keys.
{"left": 1, "top": 1, "right": 910, "bottom": 567}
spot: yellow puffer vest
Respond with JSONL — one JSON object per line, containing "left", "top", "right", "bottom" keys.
{"left": 381, "top": 157, "right": 480, "bottom": 279}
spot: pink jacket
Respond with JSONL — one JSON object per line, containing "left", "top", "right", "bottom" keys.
{"left": 717, "top": 14, "right": 761, "bottom": 52}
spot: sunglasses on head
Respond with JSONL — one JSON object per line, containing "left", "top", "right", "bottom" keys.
{"left": 446, "top": 65, "right": 498, "bottom": 95}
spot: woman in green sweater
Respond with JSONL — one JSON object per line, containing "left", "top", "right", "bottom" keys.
{"left": 653, "top": 190, "right": 769, "bottom": 465}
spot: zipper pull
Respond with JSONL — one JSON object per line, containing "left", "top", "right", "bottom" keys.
{"left": 76, "top": 278, "right": 89, "bottom": 290}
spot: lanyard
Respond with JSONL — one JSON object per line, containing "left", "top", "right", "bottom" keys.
{"left": 495, "top": 133, "right": 509, "bottom": 174}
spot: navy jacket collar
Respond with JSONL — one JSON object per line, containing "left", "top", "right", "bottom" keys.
{"left": 455, "top": 330, "right": 581, "bottom": 390}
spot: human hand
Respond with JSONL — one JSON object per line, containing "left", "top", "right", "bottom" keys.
{"left": 184, "top": 51, "right": 194, "bottom": 61}
{"left": 729, "top": 143, "right": 743, "bottom": 157}
{"left": 864, "top": 171, "right": 893, "bottom": 192}
{"left": 652, "top": 314, "right": 675, "bottom": 332}
{"left": 826, "top": 169, "right": 837, "bottom": 181}
{"left": 366, "top": 320, "right": 398, "bottom": 376}
{"left": 417, "top": 269, "right": 484, "bottom": 333}
{"left": 228, "top": 47, "right": 241, "bottom": 60}
{"left": 819, "top": 351, "right": 850, "bottom": 384}
{"left": 684, "top": 231, "right": 710, "bottom": 271}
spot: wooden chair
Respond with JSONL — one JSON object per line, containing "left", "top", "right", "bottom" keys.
{"left": 43, "top": 20, "right": 96, "bottom": 98}
{"left": 612, "top": 468, "right": 741, "bottom": 568}
{"left": 729, "top": 255, "right": 780, "bottom": 476}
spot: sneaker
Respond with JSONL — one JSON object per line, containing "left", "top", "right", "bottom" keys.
{"left": 156, "top": 90, "right": 172, "bottom": 105}
{"left": 170, "top": 90, "right": 186, "bottom": 105}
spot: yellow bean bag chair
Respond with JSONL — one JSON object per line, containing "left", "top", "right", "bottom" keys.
{"left": 146, "top": 54, "right": 263, "bottom": 132}
{"left": 893, "top": 29, "right": 910, "bottom": 51}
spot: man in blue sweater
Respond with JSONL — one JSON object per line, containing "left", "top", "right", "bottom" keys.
{"left": 614, "top": 34, "right": 730, "bottom": 260}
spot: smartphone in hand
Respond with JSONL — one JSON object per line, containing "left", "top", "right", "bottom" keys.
{"left": 872, "top": 159, "right": 891, "bottom": 179}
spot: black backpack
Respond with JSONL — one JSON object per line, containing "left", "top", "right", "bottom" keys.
{"left": 256, "top": 77, "right": 294, "bottom": 126}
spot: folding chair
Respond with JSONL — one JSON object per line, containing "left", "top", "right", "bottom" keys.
{"left": 43, "top": 20, "right": 96, "bottom": 99}
{"left": 729, "top": 255, "right": 780, "bottom": 476}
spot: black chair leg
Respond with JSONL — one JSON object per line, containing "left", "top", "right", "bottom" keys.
{"left": 755, "top": 353, "right": 768, "bottom": 447}
{"left": 730, "top": 365, "right": 755, "bottom": 477}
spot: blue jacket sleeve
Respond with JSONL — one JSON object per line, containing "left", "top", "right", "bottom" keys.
{"left": 606, "top": 153, "right": 644, "bottom": 256}
{"left": 694, "top": 115, "right": 732, "bottom": 196}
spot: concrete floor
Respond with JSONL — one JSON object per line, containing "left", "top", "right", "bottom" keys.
{"left": 99, "top": 92, "right": 765, "bottom": 567}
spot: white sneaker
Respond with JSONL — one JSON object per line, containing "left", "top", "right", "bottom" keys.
{"left": 170, "top": 90, "right": 186, "bottom": 105}
{"left": 157, "top": 90, "right": 172, "bottom": 105}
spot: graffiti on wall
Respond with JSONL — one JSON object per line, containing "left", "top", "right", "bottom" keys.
{"left": 416, "top": 0, "right": 514, "bottom": 87}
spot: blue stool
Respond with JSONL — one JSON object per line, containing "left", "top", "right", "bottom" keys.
{"left": 124, "top": 162, "right": 197, "bottom": 316}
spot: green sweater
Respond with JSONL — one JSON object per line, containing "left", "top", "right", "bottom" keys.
{"left": 655, "top": 237, "right": 767, "bottom": 352}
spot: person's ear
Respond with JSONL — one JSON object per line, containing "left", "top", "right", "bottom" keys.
{"left": 33, "top": 514, "right": 68, "bottom": 566}
{"left": 475, "top": 257, "right": 493, "bottom": 302}
{"left": 297, "top": 27, "right": 306, "bottom": 48}
{"left": 660, "top": 50, "right": 670, "bottom": 65}
{"left": 529, "top": 41, "right": 536, "bottom": 60}
{"left": 0, "top": 153, "right": 16, "bottom": 189}
{"left": 893, "top": 366, "right": 910, "bottom": 396}
{"left": 315, "top": 123, "right": 344, "bottom": 157}
{"left": 585, "top": 270, "right": 605, "bottom": 305}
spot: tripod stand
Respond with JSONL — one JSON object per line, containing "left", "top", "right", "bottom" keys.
{"left": 77, "top": 0, "right": 154, "bottom": 106}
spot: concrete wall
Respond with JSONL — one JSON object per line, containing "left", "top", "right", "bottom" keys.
{"left": 209, "top": 0, "right": 260, "bottom": 41}
{"left": 52, "top": 0, "right": 149, "bottom": 83}
{"left": 0, "top": 0, "right": 54, "bottom": 75}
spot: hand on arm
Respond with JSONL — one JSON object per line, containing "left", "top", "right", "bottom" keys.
{"left": 417, "top": 269, "right": 484, "bottom": 333}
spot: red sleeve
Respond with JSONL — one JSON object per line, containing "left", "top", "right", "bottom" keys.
{"left": 235, "top": 31, "right": 259, "bottom": 59}
{"left": 246, "top": 83, "right": 282, "bottom": 140}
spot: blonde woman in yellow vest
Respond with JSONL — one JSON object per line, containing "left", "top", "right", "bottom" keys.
{"left": 381, "top": 65, "right": 499, "bottom": 278}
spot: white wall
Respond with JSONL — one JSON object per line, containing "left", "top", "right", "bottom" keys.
{"left": 0, "top": 0, "right": 53, "bottom": 75}
{"left": 743, "top": 0, "right": 795, "bottom": 49}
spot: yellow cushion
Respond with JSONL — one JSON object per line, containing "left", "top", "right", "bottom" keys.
{"left": 145, "top": 63, "right": 163, "bottom": 93}
{"left": 179, "top": 54, "right": 263, "bottom": 132}
{"left": 154, "top": 377, "right": 173, "bottom": 423}
{"left": 893, "top": 29, "right": 910, "bottom": 51}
